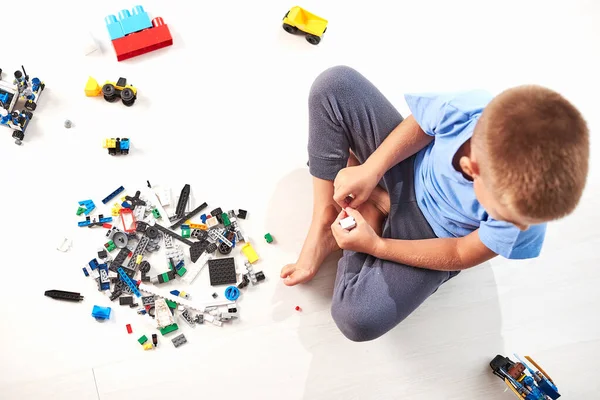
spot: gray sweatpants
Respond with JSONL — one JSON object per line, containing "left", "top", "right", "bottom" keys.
{"left": 308, "top": 66, "right": 459, "bottom": 342}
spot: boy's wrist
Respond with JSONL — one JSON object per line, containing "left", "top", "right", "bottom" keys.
{"left": 364, "top": 157, "right": 386, "bottom": 181}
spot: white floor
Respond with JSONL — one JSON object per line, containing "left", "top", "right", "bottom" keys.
{"left": 0, "top": 0, "right": 598, "bottom": 399}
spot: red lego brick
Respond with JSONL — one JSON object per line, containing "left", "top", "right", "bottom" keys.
{"left": 111, "top": 17, "right": 173, "bottom": 61}
{"left": 126, "top": 324, "right": 132, "bottom": 334}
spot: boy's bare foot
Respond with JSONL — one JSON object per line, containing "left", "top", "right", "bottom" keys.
{"left": 281, "top": 206, "right": 340, "bottom": 286}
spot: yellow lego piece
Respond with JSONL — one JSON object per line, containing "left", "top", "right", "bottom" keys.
{"left": 189, "top": 223, "right": 208, "bottom": 230}
{"left": 142, "top": 343, "right": 153, "bottom": 351}
{"left": 103, "top": 138, "right": 116, "bottom": 149}
{"left": 111, "top": 203, "right": 122, "bottom": 216}
{"left": 242, "top": 243, "right": 259, "bottom": 264}
{"left": 136, "top": 255, "right": 143, "bottom": 264}
{"left": 84, "top": 77, "right": 102, "bottom": 97}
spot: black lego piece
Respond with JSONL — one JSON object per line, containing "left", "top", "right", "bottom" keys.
{"left": 255, "top": 271, "right": 266, "bottom": 282}
{"left": 125, "top": 190, "right": 146, "bottom": 208}
{"left": 169, "top": 202, "right": 208, "bottom": 229}
{"left": 237, "top": 209, "right": 247, "bottom": 219}
{"left": 237, "top": 274, "right": 250, "bottom": 289}
{"left": 45, "top": 290, "right": 84, "bottom": 302}
{"left": 147, "top": 222, "right": 193, "bottom": 246}
{"left": 211, "top": 207, "right": 223, "bottom": 223}
{"left": 218, "top": 242, "right": 232, "bottom": 255}
{"left": 110, "top": 247, "right": 132, "bottom": 272}
{"left": 174, "top": 184, "right": 191, "bottom": 219}
{"left": 119, "top": 296, "right": 134, "bottom": 306}
{"left": 206, "top": 242, "right": 217, "bottom": 254}
{"left": 208, "top": 258, "right": 237, "bottom": 286}
{"left": 109, "top": 288, "right": 123, "bottom": 301}
{"left": 190, "top": 241, "right": 208, "bottom": 263}
{"left": 97, "top": 249, "right": 108, "bottom": 259}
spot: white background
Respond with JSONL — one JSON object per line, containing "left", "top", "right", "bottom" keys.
{"left": 0, "top": 0, "right": 598, "bottom": 399}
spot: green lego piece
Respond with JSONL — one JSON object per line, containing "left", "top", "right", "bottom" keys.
{"left": 221, "top": 212, "right": 231, "bottom": 227}
{"left": 138, "top": 335, "right": 148, "bottom": 345}
{"left": 76, "top": 207, "right": 86, "bottom": 216}
{"left": 159, "top": 323, "right": 179, "bottom": 336}
{"left": 165, "top": 299, "right": 177, "bottom": 309}
{"left": 105, "top": 240, "right": 116, "bottom": 252}
{"left": 177, "top": 266, "right": 187, "bottom": 277}
{"left": 181, "top": 228, "right": 191, "bottom": 238}
{"left": 160, "top": 272, "right": 170, "bottom": 283}
{"left": 264, "top": 233, "right": 273, "bottom": 243}
{"left": 152, "top": 208, "right": 161, "bottom": 219}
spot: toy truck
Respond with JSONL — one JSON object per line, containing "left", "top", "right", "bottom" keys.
{"left": 282, "top": 6, "right": 328, "bottom": 45}
{"left": 85, "top": 77, "right": 137, "bottom": 106}
{"left": 0, "top": 66, "right": 45, "bottom": 145}
{"left": 490, "top": 354, "right": 560, "bottom": 399}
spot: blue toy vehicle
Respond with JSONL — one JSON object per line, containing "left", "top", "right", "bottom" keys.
{"left": 490, "top": 354, "right": 560, "bottom": 399}
{"left": 0, "top": 66, "right": 45, "bottom": 145}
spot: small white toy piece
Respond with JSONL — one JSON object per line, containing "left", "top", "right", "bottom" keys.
{"left": 339, "top": 216, "right": 356, "bottom": 230}
{"left": 57, "top": 237, "right": 72, "bottom": 252}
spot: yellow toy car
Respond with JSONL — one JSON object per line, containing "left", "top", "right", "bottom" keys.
{"left": 85, "top": 76, "right": 137, "bottom": 106}
{"left": 282, "top": 6, "right": 328, "bottom": 45}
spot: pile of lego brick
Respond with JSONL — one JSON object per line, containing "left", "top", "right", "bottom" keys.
{"left": 73, "top": 183, "right": 268, "bottom": 349}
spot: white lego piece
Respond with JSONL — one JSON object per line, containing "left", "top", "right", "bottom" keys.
{"left": 155, "top": 298, "right": 174, "bottom": 328}
{"left": 138, "top": 283, "right": 234, "bottom": 313}
{"left": 82, "top": 32, "right": 100, "bottom": 55}
{"left": 139, "top": 187, "right": 168, "bottom": 225}
{"left": 203, "top": 314, "right": 222, "bottom": 327}
{"left": 155, "top": 187, "right": 171, "bottom": 206}
{"left": 57, "top": 237, "right": 72, "bottom": 252}
{"left": 164, "top": 234, "right": 174, "bottom": 249}
{"left": 181, "top": 252, "right": 213, "bottom": 284}
{"left": 133, "top": 205, "right": 146, "bottom": 221}
{"left": 339, "top": 216, "right": 357, "bottom": 230}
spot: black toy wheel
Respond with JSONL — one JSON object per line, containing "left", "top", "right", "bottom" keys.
{"left": 102, "top": 84, "right": 118, "bottom": 102}
{"left": 24, "top": 111, "right": 33, "bottom": 120}
{"left": 283, "top": 23, "right": 297, "bottom": 34}
{"left": 121, "top": 88, "right": 135, "bottom": 106}
{"left": 12, "top": 130, "right": 24, "bottom": 141}
{"left": 306, "top": 34, "right": 321, "bottom": 45}
{"left": 25, "top": 100, "right": 36, "bottom": 111}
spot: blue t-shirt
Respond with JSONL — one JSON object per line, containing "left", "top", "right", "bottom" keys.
{"left": 406, "top": 90, "right": 546, "bottom": 259}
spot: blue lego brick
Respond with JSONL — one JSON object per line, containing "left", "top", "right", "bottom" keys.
{"left": 170, "top": 290, "right": 180, "bottom": 296}
{"left": 92, "top": 305, "right": 111, "bottom": 320}
{"left": 102, "top": 186, "right": 125, "bottom": 204}
{"left": 78, "top": 220, "right": 91, "bottom": 227}
{"left": 105, "top": 14, "right": 125, "bottom": 40}
{"left": 78, "top": 200, "right": 96, "bottom": 215}
{"left": 118, "top": 6, "right": 152, "bottom": 36}
{"left": 82, "top": 267, "right": 90, "bottom": 277}
{"left": 89, "top": 258, "right": 99, "bottom": 270}
{"left": 175, "top": 260, "right": 185, "bottom": 271}
{"left": 99, "top": 216, "right": 113, "bottom": 224}
{"left": 120, "top": 138, "right": 130, "bottom": 150}
{"left": 121, "top": 201, "right": 132, "bottom": 209}
{"left": 118, "top": 267, "right": 141, "bottom": 297}
{"left": 200, "top": 214, "right": 207, "bottom": 223}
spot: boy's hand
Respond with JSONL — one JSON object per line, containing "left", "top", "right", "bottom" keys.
{"left": 333, "top": 165, "right": 379, "bottom": 209}
{"left": 331, "top": 207, "right": 382, "bottom": 254}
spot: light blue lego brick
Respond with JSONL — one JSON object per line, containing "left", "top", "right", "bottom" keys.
{"left": 78, "top": 220, "right": 91, "bottom": 227}
{"left": 105, "top": 14, "right": 125, "bottom": 40}
{"left": 118, "top": 267, "right": 141, "bottom": 297}
{"left": 119, "top": 6, "right": 152, "bottom": 36}
{"left": 120, "top": 139, "right": 130, "bottom": 150}
{"left": 92, "top": 305, "right": 111, "bottom": 320}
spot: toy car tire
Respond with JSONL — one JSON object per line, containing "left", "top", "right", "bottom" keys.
{"left": 102, "top": 84, "right": 118, "bottom": 103}
{"left": 121, "top": 88, "right": 135, "bottom": 107}
{"left": 306, "top": 34, "right": 321, "bottom": 45}
{"left": 25, "top": 100, "right": 36, "bottom": 111}
{"left": 24, "top": 111, "right": 33, "bottom": 120}
{"left": 283, "top": 23, "right": 298, "bottom": 34}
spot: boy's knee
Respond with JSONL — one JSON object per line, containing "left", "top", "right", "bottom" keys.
{"left": 309, "top": 65, "right": 363, "bottom": 105}
{"left": 331, "top": 296, "right": 397, "bottom": 342}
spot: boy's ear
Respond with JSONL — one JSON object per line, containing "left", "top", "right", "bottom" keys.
{"left": 460, "top": 156, "right": 480, "bottom": 178}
